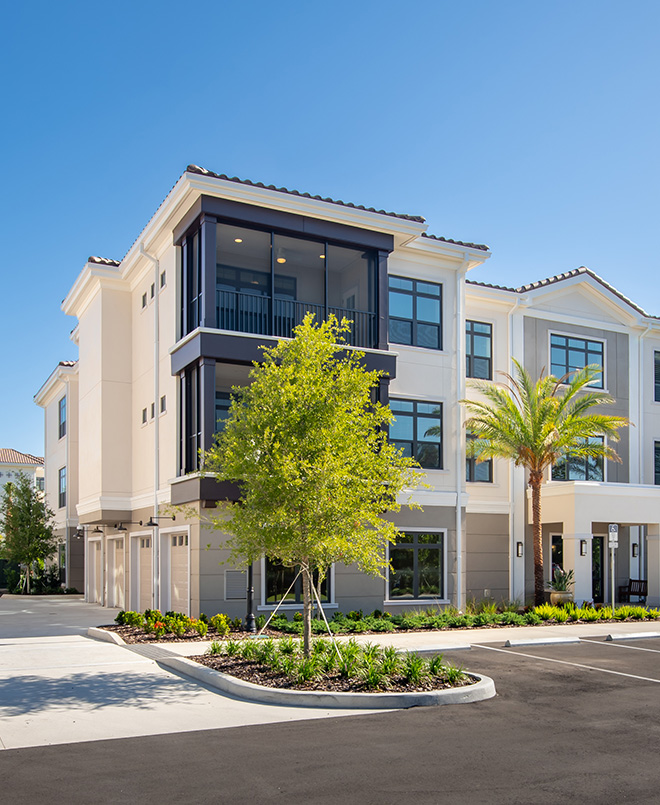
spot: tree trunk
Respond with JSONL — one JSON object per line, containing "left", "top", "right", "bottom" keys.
{"left": 530, "top": 473, "right": 544, "bottom": 606}
{"left": 301, "top": 562, "right": 312, "bottom": 656}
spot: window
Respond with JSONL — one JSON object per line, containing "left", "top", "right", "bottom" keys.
{"left": 389, "top": 399, "right": 442, "bottom": 469}
{"left": 264, "top": 558, "right": 330, "bottom": 604}
{"left": 36, "top": 477, "right": 45, "bottom": 491}
{"left": 160, "top": 270, "right": 166, "bottom": 288}
{"left": 551, "top": 535, "right": 564, "bottom": 572}
{"left": 160, "top": 395, "right": 166, "bottom": 414}
{"left": 58, "top": 467, "right": 66, "bottom": 509}
{"left": 215, "top": 391, "right": 231, "bottom": 432}
{"left": 150, "top": 402, "right": 155, "bottom": 420}
{"left": 58, "top": 396, "right": 67, "bottom": 439}
{"left": 655, "top": 352, "right": 660, "bottom": 402}
{"left": 550, "top": 334, "right": 604, "bottom": 387}
{"left": 552, "top": 437, "right": 604, "bottom": 481}
{"left": 142, "top": 293, "right": 147, "bottom": 309}
{"left": 389, "top": 277, "right": 442, "bottom": 349}
{"left": 141, "top": 407, "right": 147, "bottom": 425}
{"left": 388, "top": 532, "right": 444, "bottom": 600}
{"left": 150, "top": 283, "right": 155, "bottom": 299}
{"left": 655, "top": 442, "right": 660, "bottom": 485}
{"left": 466, "top": 434, "right": 492, "bottom": 483}
{"left": 466, "top": 321, "right": 492, "bottom": 379}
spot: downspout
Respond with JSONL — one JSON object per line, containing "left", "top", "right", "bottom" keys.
{"left": 140, "top": 243, "right": 161, "bottom": 611}
{"left": 507, "top": 297, "right": 522, "bottom": 600}
{"left": 637, "top": 323, "right": 651, "bottom": 577}
{"left": 455, "top": 254, "right": 470, "bottom": 610}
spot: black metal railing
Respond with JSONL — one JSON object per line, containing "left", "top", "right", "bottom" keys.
{"left": 216, "top": 289, "right": 377, "bottom": 348}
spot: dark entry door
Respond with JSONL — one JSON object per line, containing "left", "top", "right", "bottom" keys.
{"left": 592, "top": 536, "right": 604, "bottom": 604}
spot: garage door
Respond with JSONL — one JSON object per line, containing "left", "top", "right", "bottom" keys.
{"left": 170, "top": 534, "right": 188, "bottom": 614}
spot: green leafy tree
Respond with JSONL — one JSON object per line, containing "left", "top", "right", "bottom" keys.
{"left": 456, "top": 360, "right": 628, "bottom": 606}
{"left": 203, "top": 315, "right": 420, "bottom": 654}
{"left": 0, "top": 472, "right": 58, "bottom": 593}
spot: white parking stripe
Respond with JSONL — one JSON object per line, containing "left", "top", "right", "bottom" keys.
{"left": 581, "top": 638, "right": 660, "bottom": 654}
{"left": 472, "top": 644, "right": 660, "bottom": 684}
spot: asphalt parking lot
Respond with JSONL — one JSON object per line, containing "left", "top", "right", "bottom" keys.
{"left": 2, "top": 633, "right": 660, "bottom": 804}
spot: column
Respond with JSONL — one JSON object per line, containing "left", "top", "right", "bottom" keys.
{"left": 647, "top": 524, "right": 660, "bottom": 607}
{"left": 562, "top": 533, "right": 593, "bottom": 605}
{"left": 200, "top": 214, "right": 217, "bottom": 329}
{"left": 199, "top": 357, "right": 217, "bottom": 456}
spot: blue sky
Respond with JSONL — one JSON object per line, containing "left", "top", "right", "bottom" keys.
{"left": 2, "top": 0, "right": 659, "bottom": 456}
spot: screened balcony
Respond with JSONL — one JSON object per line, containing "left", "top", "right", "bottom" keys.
{"left": 214, "top": 223, "right": 378, "bottom": 348}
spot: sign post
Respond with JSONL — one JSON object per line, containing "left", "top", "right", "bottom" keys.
{"left": 608, "top": 524, "right": 619, "bottom": 610}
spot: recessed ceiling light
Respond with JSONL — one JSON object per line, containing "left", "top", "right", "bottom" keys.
{"left": 276, "top": 257, "right": 286, "bottom": 264}
{"left": 234, "top": 238, "right": 243, "bottom": 243}
{"left": 319, "top": 254, "right": 325, "bottom": 259}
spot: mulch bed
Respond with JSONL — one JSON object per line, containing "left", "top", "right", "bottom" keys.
{"left": 192, "top": 654, "right": 474, "bottom": 693}
{"left": 98, "top": 625, "right": 281, "bottom": 644}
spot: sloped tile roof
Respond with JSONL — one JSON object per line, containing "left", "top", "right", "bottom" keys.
{"left": 88, "top": 256, "right": 121, "bottom": 267}
{"left": 420, "top": 232, "right": 489, "bottom": 252}
{"left": 0, "top": 449, "right": 44, "bottom": 466}
{"left": 467, "top": 267, "right": 656, "bottom": 318}
{"left": 186, "top": 164, "right": 426, "bottom": 223}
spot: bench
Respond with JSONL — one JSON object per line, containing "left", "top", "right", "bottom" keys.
{"left": 618, "top": 579, "right": 648, "bottom": 604}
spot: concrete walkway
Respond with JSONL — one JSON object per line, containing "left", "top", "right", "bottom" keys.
{"left": 0, "top": 596, "right": 378, "bottom": 750}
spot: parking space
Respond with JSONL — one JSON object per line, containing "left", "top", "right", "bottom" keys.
{"left": 468, "top": 635, "right": 660, "bottom": 687}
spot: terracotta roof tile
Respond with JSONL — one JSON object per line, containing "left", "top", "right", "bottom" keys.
{"left": 0, "top": 449, "right": 44, "bottom": 466}
{"left": 88, "top": 256, "right": 121, "bottom": 267}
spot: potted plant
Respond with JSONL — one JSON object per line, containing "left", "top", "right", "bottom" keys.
{"left": 548, "top": 567, "right": 575, "bottom": 605}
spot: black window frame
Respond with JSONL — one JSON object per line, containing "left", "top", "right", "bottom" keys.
{"left": 388, "top": 531, "right": 445, "bottom": 600}
{"left": 655, "top": 352, "right": 660, "bottom": 402}
{"left": 654, "top": 441, "right": 660, "bottom": 485}
{"left": 466, "top": 434, "right": 492, "bottom": 483}
{"left": 58, "top": 395, "right": 66, "bottom": 439}
{"left": 550, "top": 333, "right": 604, "bottom": 388}
{"left": 264, "top": 558, "right": 330, "bottom": 605}
{"left": 58, "top": 466, "right": 66, "bottom": 509}
{"left": 552, "top": 436, "right": 604, "bottom": 481}
{"left": 466, "top": 320, "right": 492, "bottom": 380}
{"left": 389, "top": 398, "right": 443, "bottom": 470}
{"left": 388, "top": 276, "right": 442, "bottom": 350}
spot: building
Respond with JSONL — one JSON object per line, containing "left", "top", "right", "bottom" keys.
{"left": 36, "top": 166, "right": 660, "bottom": 614}
{"left": 34, "top": 362, "right": 83, "bottom": 592}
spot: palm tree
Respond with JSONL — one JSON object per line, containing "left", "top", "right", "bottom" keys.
{"left": 458, "top": 360, "right": 628, "bottom": 606}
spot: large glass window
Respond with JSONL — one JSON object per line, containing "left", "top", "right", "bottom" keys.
{"left": 654, "top": 352, "right": 660, "bottom": 402}
{"left": 58, "top": 396, "right": 66, "bottom": 439}
{"left": 389, "top": 399, "right": 442, "bottom": 469}
{"left": 550, "top": 334, "right": 604, "bottom": 387}
{"left": 552, "top": 437, "right": 604, "bottom": 481}
{"left": 215, "top": 391, "right": 231, "bottom": 432}
{"left": 655, "top": 442, "right": 660, "bottom": 485}
{"left": 466, "top": 434, "right": 492, "bottom": 483}
{"left": 183, "top": 229, "right": 202, "bottom": 335}
{"left": 214, "top": 222, "right": 377, "bottom": 346}
{"left": 388, "top": 277, "right": 442, "bottom": 349}
{"left": 264, "top": 558, "right": 330, "bottom": 604}
{"left": 388, "top": 532, "right": 444, "bottom": 600}
{"left": 58, "top": 467, "right": 66, "bottom": 509}
{"left": 466, "top": 321, "right": 492, "bottom": 379}
{"left": 181, "top": 366, "right": 201, "bottom": 474}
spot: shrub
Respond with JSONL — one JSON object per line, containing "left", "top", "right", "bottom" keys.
{"left": 192, "top": 619, "right": 208, "bottom": 638}
{"left": 230, "top": 617, "right": 243, "bottom": 631}
{"left": 498, "top": 612, "right": 526, "bottom": 626}
{"left": 210, "top": 613, "right": 231, "bottom": 637}
{"left": 381, "top": 646, "right": 400, "bottom": 676}
{"left": 402, "top": 653, "right": 427, "bottom": 686}
{"left": 208, "top": 641, "right": 223, "bottom": 655}
{"left": 224, "top": 639, "right": 242, "bottom": 657}
{"left": 444, "top": 664, "right": 466, "bottom": 685}
{"left": 534, "top": 603, "right": 556, "bottom": 621}
{"left": 524, "top": 612, "right": 542, "bottom": 625}
{"left": 115, "top": 610, "right": 127, "bottom": 625}
{"left": 428, "top": 654, "right": 445, "bottom": 677}
{"left": 293, "top": 612, "right": 303, "bottom": 622}
{"left": 360, "top": 660, "right": 386, "bottom": 690}
{"left": 347, "top": 610, "right": 363, "bottom": 622}
{"left": 255, "top": 615, "right": 267, "bottom": 630}
{"left": 294, "top": 656, "right": 321, "bottom": 684}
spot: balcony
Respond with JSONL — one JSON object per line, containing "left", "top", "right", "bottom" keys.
{"left": 215, "top": 289, "right": 377, "bottom": 349}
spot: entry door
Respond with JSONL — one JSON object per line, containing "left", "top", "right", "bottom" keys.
{"left": 592, "top": 536, "right": 605, "bottom": 604}
{"left": 170, "top": 534, "right": 189, "bottom": 613}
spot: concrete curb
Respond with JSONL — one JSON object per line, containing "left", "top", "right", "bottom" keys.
{"left": 157, "top": 654, "right": 496, "bottom": 709}
{"left": 87, "top": 627, "right": 126, "bottom": 646}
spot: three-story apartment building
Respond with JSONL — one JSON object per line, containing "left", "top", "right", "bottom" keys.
{"left": 36, "top": 166, "right": 660, "bottom": 613}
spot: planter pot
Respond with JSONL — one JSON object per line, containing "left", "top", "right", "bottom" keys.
{"left": 549, "top": 590, "right": 573, "bottom": 606}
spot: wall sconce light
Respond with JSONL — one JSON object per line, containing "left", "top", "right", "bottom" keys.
{"left": 632, "top": 543, "right": 639, "bottom": 558}
{"left": 580, "top": 539, "right": 588, "bottom": 556}
{"left": 516, "top": 542, "right": 523, "bottom": 558}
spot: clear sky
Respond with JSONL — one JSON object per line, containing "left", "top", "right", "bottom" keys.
{"left": 2, "top": 0, "right": 659, "bottom": 456}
